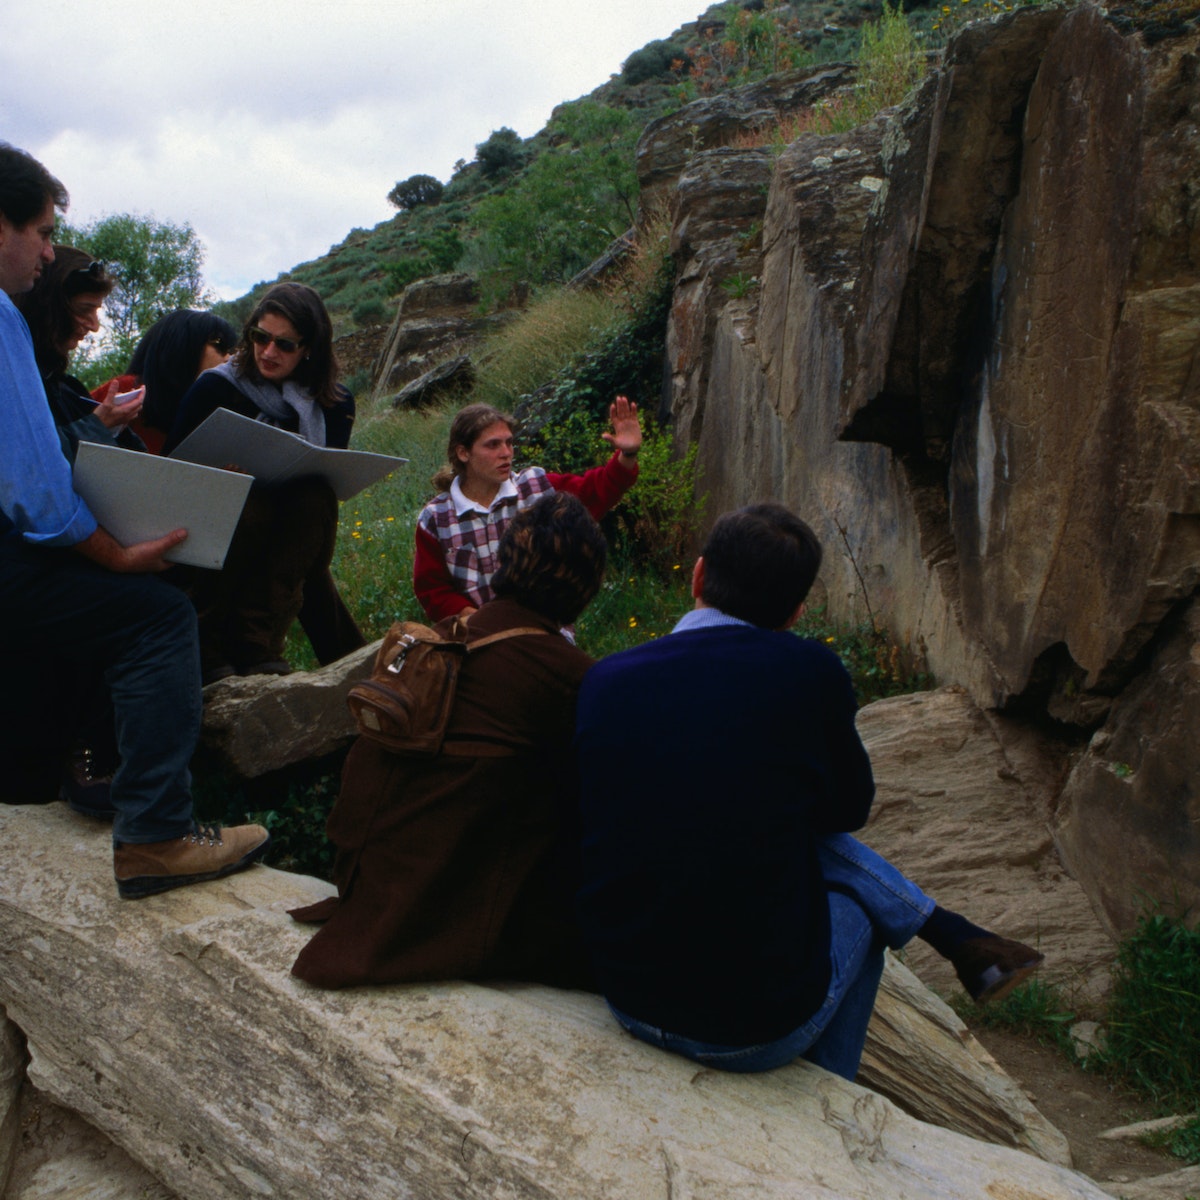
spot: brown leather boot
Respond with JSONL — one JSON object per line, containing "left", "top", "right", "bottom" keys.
{"left": 114, "top": 822, "right": 271, "bottom": 899}
{"left": 952, "top": 936, "right": 1045, "bottom": 1004}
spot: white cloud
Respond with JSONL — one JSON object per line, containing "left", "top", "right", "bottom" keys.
{"left": 2, "top": 0, "right": 703, "bottom": 297}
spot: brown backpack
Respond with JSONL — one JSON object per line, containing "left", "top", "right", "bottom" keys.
{"left": 346, "top": 617, "right": 546, "bottom": 755}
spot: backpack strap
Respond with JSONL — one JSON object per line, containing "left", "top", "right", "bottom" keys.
{"left": 465, "top": 625, "right": 551, "bottom": 652}
{"left": 439, "top": 625, "right": 554, "bottom": 756}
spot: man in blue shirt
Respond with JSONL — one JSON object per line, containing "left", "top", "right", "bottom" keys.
{"left": 0, "top": 142, "right": 269, "bottom": 898}
{"left": 575, "top": 503, "right": 1041, "bottom": 1079}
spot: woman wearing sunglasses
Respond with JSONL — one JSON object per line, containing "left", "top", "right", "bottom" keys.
{"left": 165, "top": 282, "right": 364, "bottom": 681}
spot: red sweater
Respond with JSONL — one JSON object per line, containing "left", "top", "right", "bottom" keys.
{"left": 413, "top": 453, "right": 637, "bottom": 621}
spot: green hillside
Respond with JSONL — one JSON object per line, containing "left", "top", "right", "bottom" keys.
{"left": 213, "top": 0, "right": 925, "bottom": 341}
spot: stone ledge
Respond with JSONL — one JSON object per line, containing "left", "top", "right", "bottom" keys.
{"left": 0, "top": 805, "right": 1109, "bottom": 1200}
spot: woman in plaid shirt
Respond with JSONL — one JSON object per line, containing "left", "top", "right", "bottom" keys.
{"left": 413, "top": 397, "right": 641, "bottom": 621}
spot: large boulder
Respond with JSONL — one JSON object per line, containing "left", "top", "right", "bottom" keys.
{"left": 667, "top": 4, "right": 1200, "bottom": 930}
{"left": 858, "top": 687, "right": 1115, "bottom": 1004}
{"left": 200, "top": 643, "right": 376, "bottom": 778}
{"left": 1052, "top": 596, "right": 1200, "bottom": 937}
{"left": 0, "top": 803, "right": 1111, "bottom": 1200}
{"left": 951, "top": 8, "right": 1200, "bottom": 714}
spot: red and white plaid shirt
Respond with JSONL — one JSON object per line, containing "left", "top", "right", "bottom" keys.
{"left": 413, "top": 454, "right": 638, "bottom": 621}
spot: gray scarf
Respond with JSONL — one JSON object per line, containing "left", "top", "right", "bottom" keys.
{"left": 208, "top": 359, "right": 326, "bottom": 447}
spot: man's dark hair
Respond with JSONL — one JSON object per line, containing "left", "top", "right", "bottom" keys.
{"left": 0, "top": 143, "right": 68, "bottom": 226}
{"left": 492, "top": 493, "right": 607, "bottom": 626}
{"left": 700, "top": 503, "right": 822, "bottom": 629}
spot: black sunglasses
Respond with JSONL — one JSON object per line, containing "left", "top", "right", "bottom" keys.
{"left": 248, "top": 326, "right": 303, "bottom": 355}
{"left": 71, "top": 260, "right": 107, "bottom": 280}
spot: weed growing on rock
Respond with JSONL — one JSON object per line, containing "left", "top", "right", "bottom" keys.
{"left": 951, "top": 977, "right": 1079, "bottom": 1055}
{"left": 1092, "top": 910, "right": 1200, "bottom": 1161}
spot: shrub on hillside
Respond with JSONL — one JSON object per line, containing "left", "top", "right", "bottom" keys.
{"left": 387, "top": 173, "right": 445, "bottom": 211}
{"left": 622, "top": 39, "right": 692, "bottom": 84}
{"left": 475, "top": 127, "right": 528, "bottom": 179}
{"left": 469, "top": 102, "right": 640, "bottom": 295}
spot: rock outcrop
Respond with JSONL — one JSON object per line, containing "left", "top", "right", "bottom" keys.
{"left": 655, "top": 5, "right": 1200, "bottom": 933}
{"left": 1, "top": 800, "right": 1113, "bottom": 1200}
{"left": 372, "top": 273, "right": 511, "bottom": 405}
{"left": 200, "top": 642, "right": 377, "bottom": 778}
{"left": 3, "top": 682, "right": 1129, "bottom": 1197}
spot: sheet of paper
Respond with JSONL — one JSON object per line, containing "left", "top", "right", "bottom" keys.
{"left": 73, "top": 441, "right": 254, "bottom": 570}
{"left": 170, "top": 407, "right": 406, "bottom": 501}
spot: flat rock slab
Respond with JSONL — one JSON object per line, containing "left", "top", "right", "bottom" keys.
{"left": 0, "top": 804, "right": 1110, "bottom": 1200}
{"left": 857, "top": 687, "right": 1116, "bottom": 1006}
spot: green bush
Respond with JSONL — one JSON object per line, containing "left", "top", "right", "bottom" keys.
{"left": 622, "top": 39, "right": 691, "bottom": 85}
{"left": 351, "top": 296, "right": 387, "bottom": 326}
{"left": 475, "top": 127, "right": 528, "bottom": 179}
{"left": 382, "top": 226, "right": 465, "bottom": 296}
{"left": 387, "top": 173, "right": 445, "bottom": 211}
{"left": 793, "top": 609, "right": 932, "bottom": 705}
{"left": 515, "top": 250, "right": 675, "bottom": 445}
{"left": 1095, "top": 911, "right": 1200, "bottom": 1122}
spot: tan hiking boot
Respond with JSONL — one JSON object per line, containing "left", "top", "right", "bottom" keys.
{"left": 114, "top": 822, "right": 271, "bottom": 899}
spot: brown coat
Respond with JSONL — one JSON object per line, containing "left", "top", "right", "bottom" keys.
{"left": 290, "top": 598, "right": 596, "bottom": 990}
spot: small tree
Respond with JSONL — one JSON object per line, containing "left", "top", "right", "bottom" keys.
{"left": 475, "top": 127, "right": 527, "bottom": 179}
{"left": 387, "top": 173, "right": 445, "bottom": 211}
{"left": 58, "top": 212, "right": 212, "bottom": 375}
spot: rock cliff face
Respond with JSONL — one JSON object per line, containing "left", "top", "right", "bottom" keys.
{"left": 651, "top": 4, "right": 1200, "bottom": 934}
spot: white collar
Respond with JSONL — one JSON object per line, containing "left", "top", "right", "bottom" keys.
{"left": 450, "top": 473, "right": 519, "bottom": 516}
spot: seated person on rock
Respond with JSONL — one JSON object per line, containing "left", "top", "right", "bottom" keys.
{"left": 291, "top": 491, "right": 607, "bottom": 989}
{"left": 0, "top": 141, "right": 269, "bottom": 898}
{"left": 574, "top": 503, "right": 1043, "bottom": 1080}
{"left": 163, "top": 282, "right": 365, "bottom": 681}
{"left": 413, "top": 398, "right": 641, "bottom": 622}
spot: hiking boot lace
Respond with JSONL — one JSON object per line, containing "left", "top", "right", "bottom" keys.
{"left": 185, "top": 823, "right": 224, "bottom": 846}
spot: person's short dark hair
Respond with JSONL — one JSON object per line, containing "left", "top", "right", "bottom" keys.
{"left": 13, "top": 245, "right": 115, "bottom": 375}
{"left": 700, "top": 503, "right": 822, "bottom": 629}
{"left": 492, "top": 493, "right": 607, "bottom": 626}
{"left": 0, "top": 143, "right": 68, "bottom": 227}
{"left": 236, "top": 282, "right": 339, "bottom": 407}
{"left": 129, "top": 309, "right": 238, "bottom": 432}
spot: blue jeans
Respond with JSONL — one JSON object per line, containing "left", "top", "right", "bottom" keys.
{"left": 609, "top": 833, "right": 934, "bottom": 1080}
{"left": 0, "top": 540, "right": 199, "bottom": 845}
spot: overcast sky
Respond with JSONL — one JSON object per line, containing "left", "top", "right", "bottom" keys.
{"left": 2, "top": 1, "right": 704, "bottom": 299}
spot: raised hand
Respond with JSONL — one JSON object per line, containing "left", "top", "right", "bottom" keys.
{"left": 601, "top": 394, "right": 642, "bottom": 459}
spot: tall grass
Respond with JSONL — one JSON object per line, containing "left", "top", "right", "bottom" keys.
{"left": 1094, "top": 910, "right": 1200, "bottom": 1161}
{"left": 471, "top": 288, "right": 623, "bottom": 415}
{"left": 730, "top": 1, "right": 927, "bottom": 149}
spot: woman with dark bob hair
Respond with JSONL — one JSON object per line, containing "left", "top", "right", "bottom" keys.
{"left": 14, "top": 246, "right": 147, "bottom": 456}
{"left": 291, "top": 492, "right": 607, "bottom": 990}
{"left": 164, "top": 282, "right": 364, "bottom": 680}
{"left": 100, "top": 309, "right": 238, "bottom": 453}
{"left": 413, "top": 396, "right": 641, "bottom": 622}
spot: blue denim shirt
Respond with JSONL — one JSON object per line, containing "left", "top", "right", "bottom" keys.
{"left": 0, "top": 291, "right": 96, "bottom": 546}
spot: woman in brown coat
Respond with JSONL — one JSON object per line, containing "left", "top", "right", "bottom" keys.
{"left": 291, "top": 492, "right": 607, "bottom": 989}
